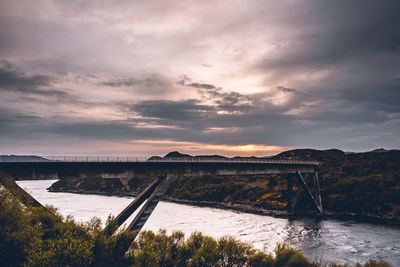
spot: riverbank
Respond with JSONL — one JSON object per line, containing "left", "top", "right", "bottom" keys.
{"left": 163, "top": 197, "right": 400, "bottom": 225}
{"left": 48, "top": 187, "right": 400, "bottom": 225}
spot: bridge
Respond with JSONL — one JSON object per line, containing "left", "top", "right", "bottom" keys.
{"left": 0, "top": 157, "right": 322, "bottom": 253}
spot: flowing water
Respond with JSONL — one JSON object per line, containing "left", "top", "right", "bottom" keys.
{"left": 16, "top": 180, "right": 400, "bottom": 266}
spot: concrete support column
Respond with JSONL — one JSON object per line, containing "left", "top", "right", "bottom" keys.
{"left": 287, "top": 175, "right": 293, "bottom": 213}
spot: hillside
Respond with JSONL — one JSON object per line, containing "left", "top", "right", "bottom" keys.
{"left": 0, "top": 155, "right": 50, "bottom": 162}
{"left": 268, "top": 149, "right": 400, "bottom": 218}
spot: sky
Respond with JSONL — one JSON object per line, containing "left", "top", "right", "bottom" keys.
{"left": 0, "top": 0, "right": 399, "bottom": 157}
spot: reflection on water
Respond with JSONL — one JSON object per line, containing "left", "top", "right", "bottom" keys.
{"left": 17, "top": 180, "right": 400, "bottom": 266}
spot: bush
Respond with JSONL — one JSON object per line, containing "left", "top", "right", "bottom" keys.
{"left": 0, "top": 188, "right": 393, "bottom": 267}
{"left": 0, "top": 189, "right": 136, "bottom": 266}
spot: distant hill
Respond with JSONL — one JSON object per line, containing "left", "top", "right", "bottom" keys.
{"left": 272, "top": 148, "right": 345, "bottom": 161}
{"left": 154, "top": 151, "right": 228, "bottom": 159}
{"left": 195, "top": 154, "right": 227, "bottom": 159}
{"left": 164, "top": 151, "right": 192, "bottom": 158}
{"left": 0, "top": 155, "right": 50, "bottom": 162}
{"left": 147, "top": 156, "right": 162, "bottom": 161}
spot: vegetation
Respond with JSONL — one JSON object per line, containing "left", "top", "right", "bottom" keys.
{"left": 166, "top": 149, "right": 400, "bottom": 218}
{"left": 166, "top": 175, "right": 289, "bottom": 210}
{"left": 274, "top": 149, "right": 400, "bottom": 217}
{"left": 0, "top": 189, "right": 136, "bottom": 266}
{"left": 0, "top": 188, "right": 390, "bottom": 266}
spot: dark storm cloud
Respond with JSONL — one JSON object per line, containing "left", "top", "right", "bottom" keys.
{"left": 0, "top": 61, "right": 52, "bottom": 92}
{"left": 336, "top": 79, "right": 400, "bottom": 114}
{"left": 102, "top": 74, "right": 173, "bottom": 96}
{"left": 0, "top": 106, "right": 169, "bottom": 140}
{"left": 178, "top": 76, "right": 256, "bottom": 113}
{"left": 250, "top": 0, "right": 400, "bottom": 149}
{"left": 103, "top": 78, "right": 139, "bottom": 87}
{"left": 0, "top": 61, "right": 69, "bottom": 98}
{"left": 130, "top": 93, "right": 287, "bottom": 134}
{"left": 187, "top": 83, "right": 216, "bottom": 90}
{"left": 0, "top": 108, "right": 48, "bottom": 140}
{"left": 0, "top": 108, "right": 40, "bottom": 127}
{"left": 177, "top": 75, "right": 217, "bottom": 90}
{"left": 258, "top": 1, "right": 400, "bottom": 72}
{"left": 277, "top": 86, "right": 298, "bottom": 94}
{"left": 213, "top": 92, "right": 253, "bottom": 113}
{"left": 132, "top": 99, "right": 214, "bottom": 122}
{"left": 129, "top": 71, "right": 400, "bottom": 146}
{"left": 127, "top": 96, "right": 314, "bottom": 146}
{"left": 0, "top": 61, "right": 107, "bottom": 108}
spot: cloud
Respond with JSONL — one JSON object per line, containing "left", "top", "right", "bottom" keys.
{"left": 0, "top": 0, "right": 399, "bottom": 154}
{"left": 102, "top": 78, "right": 140, "bottom": 87}
{"left": 177, "top": 75, "right": 217, "bottom": 90}
{"left": 0, "top": 60, "right": 75, "bottom": 101}
{"left": 277, "top": 86, "right": 298, "bottom": 94}
{"left": 178, "top": 76, "right": 257, "bottom": 113}
{"left": 187, "top": 82, "right": 216, "bottom": 90}
{"left": 336, "top": 79, "right": 400, "bottom": 114}
{"left": 0, "top": 108, "right": 40, "bottom": 128}
{"left": 131, "top": 99, "right": 214, "bottom": 123}
{"left": 0, "top": 61, "right": 54, "bottom": 93}
{"left": 101, "top": 74, "right": 176, "bottom": 97}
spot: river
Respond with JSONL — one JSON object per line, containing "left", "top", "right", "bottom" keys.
{"left": 16, "top": 180, "right": 400, "bottom": 266}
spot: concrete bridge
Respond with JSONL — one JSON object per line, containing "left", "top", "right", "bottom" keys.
{"left": 0, "top": 157, "right": 318, "bottom": 179}
{"left": 0, "top": 157, "right": 323, "bottom": 253}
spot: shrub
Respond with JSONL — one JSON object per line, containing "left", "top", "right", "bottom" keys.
{"left": 0, "top": 188, "right": 393, "bottom": 267}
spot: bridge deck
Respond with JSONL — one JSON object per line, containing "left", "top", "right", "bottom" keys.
{"left": 0, "top": 159, "right": 318, "bottom": 180}
{"left": 2, "top": 156, "right": 318, "bottom": 166}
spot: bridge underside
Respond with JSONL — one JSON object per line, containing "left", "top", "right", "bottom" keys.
{"left": 0, "top": 161, "right": 316, "bottom": 179}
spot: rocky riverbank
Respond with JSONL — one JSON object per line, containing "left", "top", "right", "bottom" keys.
{"left": 48, "top": 180, "right": 400, "bottom": 225}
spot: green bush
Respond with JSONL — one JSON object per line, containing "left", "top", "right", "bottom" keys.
{"left": 0, "top": 188, "right": 393, "bottom": 267}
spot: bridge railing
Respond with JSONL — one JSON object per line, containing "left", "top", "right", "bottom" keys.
{"left": 36, "top": 156, "right": 318, "bottom": 165}
{"left": 42, "top": 156, "right": 147, "bottom": 162}
{"left": 147, "top": 157, "right": 318, "bottom": 165}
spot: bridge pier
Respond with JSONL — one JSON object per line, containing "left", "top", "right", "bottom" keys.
{"left": 314, "top": 171, "right": 323, "bottom": 213}
{"left": 287, "top": 175, "right": 293, "bottom": 212}
{"left": 286, "top": 171, "right": 323, "bottom": 214}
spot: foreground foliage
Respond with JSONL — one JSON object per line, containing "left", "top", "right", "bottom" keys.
{"left": 0, "top": 189, "right": 135, "bottom": 266}
{"left": 0, "top": 189, "right": 391, "bottom": 266}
